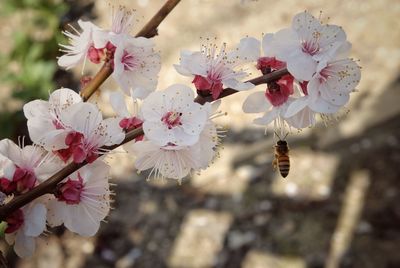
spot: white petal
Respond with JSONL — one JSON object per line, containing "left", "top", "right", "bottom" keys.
{"left": 229, "top": 37, "right": 261, "bottom": 62}
{"left": 292, "top": 11, "right": 322, "bottom": 41}
{"left": 223, "top": 79, "right": 254, "bottom": 91}
{"left": 141, "top": 91, "right": 167, "bottom": 121}
{"left": 269, "top": 28, "right": 301, "bottom": 61}
{"left": 46, "top": 200, "right": 65, "bottom": 227}
{"left": 143, "top": 121, "right": 170, "bottom": 146}
{"left": 242, "top": 91, "right": 271, "bottom": 113}
{"left": 23, "top": 203, "right": 46, "bottom": 237}
{"left": 131, "top": 87, "right": 152, "bottom": 99}
{"left": 14, "top": 231, "right": 35, "bottom": 258}
{"left": 262, "top": 33, "right": 275, "bottom": 56}
{"left": 57, "top": 54, "right": 83, "bottom": 69}
{"left": 309, "top": 97, "right": 342, "bottom": 114}
{"left": 164, "top": 84, "right": 195, "bottom": 111}
{"left": 63, "top": 102, "right": 103, "bottom": 134}
{"left": 103, "top": 117, "right": 125, "bottom": 145}
{"left": 23, "top": 99, "right": 49, "bottom": 120}
{"left": 174, "top": 64, "right": 193, "bottom": 76}
{"left": 253, "top": 108, "right": 279, "bottom": 125}
{"left": 286, "top": 106, "right": 316, "bottom": 129}
{"left": 49, "top": 88, "right": 82, "bottom": 106}
{"left": 285, "top": 97, "right": 309, "bottom": 117}
{"left": 64, "top": 205, "right": 100, "bottom": 236}
{"left": 286, "top": 51, "right": 317, "bottom": 81}
{"left": 110, "top": 92, "right": 130, "bottom": 118}
{"left": 318, "top": 24, "right": 347, "bottom": 50}
{"left": 0, "top": 139, "right": 21, "bottom": 165}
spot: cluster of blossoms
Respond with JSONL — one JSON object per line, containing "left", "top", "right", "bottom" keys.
{"left": 0, "top": 8, "right": 360, "bottom": 258}
{"left": 241, "top": 11, "right": 361, "bottom": 135}
{"left": 0, "top": 138, "right": 110, "bottom": 257}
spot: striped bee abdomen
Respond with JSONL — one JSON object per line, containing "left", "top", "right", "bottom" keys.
{"left": 277, "top": 155, "right": 290, "bottom": 178}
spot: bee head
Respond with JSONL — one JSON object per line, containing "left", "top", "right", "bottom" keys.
{"left": 277, "top": 140, "right": 287, "bottom": 146}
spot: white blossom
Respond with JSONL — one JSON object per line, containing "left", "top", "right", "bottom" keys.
{"left": 112, "top": 36, "right": 161, "bottom": 98}
{"left": 174, "top": 41, "right": 254, "bottom": 99}
{"left": 58, "top": 20, "right": 103, "bottom": 70}
{"left": 263, "top": 11, "right": 350, "bottom": 81}
{"left": 141, "top": 84, "right": 209, "bottom": 147}
{"left": 46, "top": 160, "right": 111, "bottom": 236}
{"left": 5, "top": 202, "right": 47, "bottom": 258}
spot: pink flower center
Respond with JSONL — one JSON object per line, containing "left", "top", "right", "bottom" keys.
{"left": 56, "top": 173, "right": 84, "bottom": 205}
{"left": 52, "top": 119, "right": 64, "bottom": 130}
{"left": 0, "top": 178, "right": 15, "bottom": 195}
{"left": 301, "top": 41, "right": 320, "bottom": 56}
{"left": 0, "top": 167, "right": 36, "bottom": 195}
{"left": 55, "top": 131, "right": 98, "bottom": 164}
{"left": 257, "top": 57, "right": 286, "bottom": 74}
{"left": 119, "top": 117, "right": 144, "bottom": 141}
{"left": 300, "top": 81, "right": 309, "bottom": 95}
{"left": 265, "top": 75, "right": 294, "bottom": 107}
{"left": 13, "top": 167, "right": 36, "bottom": 194}
{"left": 5, "top": 209, "right": 24, "bottom": 234}
{"left": 121, "top": 50, "right": 137, "bottom": 71}
{"left": 193, "top": 75, "right": 224, "bottom": 100}
{"left": 161, "top": 111, "right": 182, "bottom": 129}
{"left": 88, "top": 45, "right": 105, "bottom": 64}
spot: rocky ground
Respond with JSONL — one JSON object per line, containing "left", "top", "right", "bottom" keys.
{"left": 1, "top": 0, "right": 400, "bottom": 267}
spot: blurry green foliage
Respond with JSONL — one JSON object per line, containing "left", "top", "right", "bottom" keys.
{"left": 0, "top": 0, "right": 67, "bottom": 138}
{"left": 0, "top": 221, "right": 6, "bottom": 238}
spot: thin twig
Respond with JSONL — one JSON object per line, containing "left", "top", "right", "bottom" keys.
{"left": 135, "top": 0, "right": 181, "bottom": 38}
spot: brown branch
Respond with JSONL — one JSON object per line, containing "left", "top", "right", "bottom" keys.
{"left": 194, "top": 67, "right": 289, "bottom": 104}
{"left": 135, "top": 0, "right": 181, "bottom": 38}
{"left": 0, "top": 68, "right": 288, "bottom": 221}
{"left": 80, "top": 61, "right": 113, "bottom": 102}
{"left": 80, "top": 0, "right": 182, "bottom": 101}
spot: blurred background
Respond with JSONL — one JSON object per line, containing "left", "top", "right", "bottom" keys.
{"left": 0, "top": 0, "right": 400, "bottom": 267}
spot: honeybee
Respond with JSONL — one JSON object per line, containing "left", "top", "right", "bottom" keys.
{"left": 273, "top": 133, "right": 290, "bottom": 178}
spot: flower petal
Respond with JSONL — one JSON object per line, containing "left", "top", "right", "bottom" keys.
{"left": 242, "top": 91, "right": 271, "bottom": 113}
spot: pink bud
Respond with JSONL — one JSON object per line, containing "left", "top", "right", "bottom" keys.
{"left": 5, "top": 209, "right": 24, "bottom": 233}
